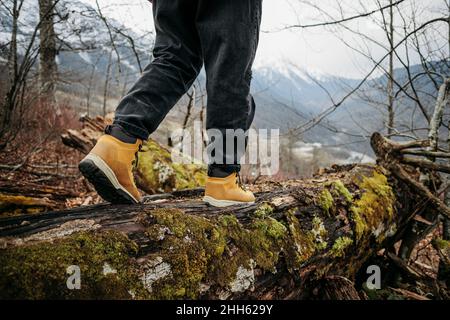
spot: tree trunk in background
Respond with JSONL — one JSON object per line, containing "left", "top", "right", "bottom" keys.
{"left": 7, "top": 0, "right": 19, "bottom": 84}
{"left": 103, "top": 51, "right": 113, "bottom": 117}
{"left": 0, "top": 0, "right": 20, "bottom": 146}
{"left": 387, "top": 0, "right": 395, "bottom": 135}
{"left": 182, "top": 87, "right": 195, "bottom": 131}
{"left": 38, "top": 0, "right": 57, "bottom": 113}
{"left": 86, "top": 65, "right": 96, "bottom": 117}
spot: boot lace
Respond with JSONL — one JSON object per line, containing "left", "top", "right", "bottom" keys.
{"left": 132, "top": 144, "right": 143, "bottom": 169}
{"left": 235, "top": 171, "right": 247, "bottom": 191}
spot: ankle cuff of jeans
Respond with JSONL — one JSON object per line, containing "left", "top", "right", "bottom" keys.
{"left": 112, "top": 120, "right": 149, "bottom": 141}
{"left": 105, "top": 125, "right": 139, "bottom": 144}
{"left": 208, "top": 164, "right": 241, "bottom": 178}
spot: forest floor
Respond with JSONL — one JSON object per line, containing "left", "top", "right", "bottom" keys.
{"left": 0, "top": 125, "right": 103, "bottom": 212}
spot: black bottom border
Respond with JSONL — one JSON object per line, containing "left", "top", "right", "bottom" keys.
{"left": 1, "top": 300, "right": 447, "bottom": 319}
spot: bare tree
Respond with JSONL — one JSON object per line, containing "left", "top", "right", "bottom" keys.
{"left": 6, "top": 0, "right": 21, "bottom": 85}
{"left": 386, "top": 0, "right": 396, "bottom": 134}
{"left": 182, "top": 86, "right": 196, "bottom": 131}
{"left": 1, "top": 0, "right": 23, "bottom": 147}
{"left": 38, "top": 0, "right": 58, "bottom": 112}
{"left": 0, "top": 0, "right": 60, "bottom": 148}
{"left": 102, "top": 50, "right": 113, "bottom": 117}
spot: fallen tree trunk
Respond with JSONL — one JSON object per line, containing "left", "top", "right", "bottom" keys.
{"left": 0, "top": 164, "right": 417, "bottom": 300}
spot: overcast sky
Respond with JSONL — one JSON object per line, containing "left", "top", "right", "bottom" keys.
{"left": 89, "top": 0, "right": 448, "bottom": 79}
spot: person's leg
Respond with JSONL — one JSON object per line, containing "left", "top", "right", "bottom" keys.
{"left": 113, "top": 0, "right": 203, "bottom": 140}
{"left": 197, "top": 0, "right": 262, "bottom": 206}
{"left": 206, "top": 94, "right": 256, "bottom": 178}
{"left": 197, "top": 0, "right": 262, "bottom": 175}
{"left": 80, "top": 0, "right": 203, "bottom": 204}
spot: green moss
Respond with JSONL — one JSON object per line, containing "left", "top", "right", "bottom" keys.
{"left": 318, "top": 189, "right": 334, "bottom": 215}
{"left": 283, "top": 209, "right": 317, "bottom": 270}
{"left": 330, "top": 236, "right": 353, "bottom": 258}
{"left": 352, "top": 211, "right": 366, "bottom": 240}
{"left": 332, "top": 180, "right": 353, "bottom": 203}
{"left": 253, "top": 203, "right": 274, "bottom": 219}
{"left": 136, "top": 139, "right": 206, "bottom": 194}
{"left": 172, "top": 163, "right": 207, "bottom": 190}
{"left": 350, "top": 172, "right": 395, "bottom": 242}
{"left": 0, "top": 231, "right": 146, "bottom": 299}
{"left": 282, "top": 211, "right": 329, "bottom": 268}
{"left": 143, "top": 209, "right": 288, "bottom": 299}
{"left": 253, "top": 217, "right": 287, "bottom": 239}
{"left": 143, "top": 209, "right": 217, "bottom": 299}
{"left": 219, "top": 214, "right": 239, "bottom": 227}
{"left": 433, "top": 238, "right": 450, "bottom": 250}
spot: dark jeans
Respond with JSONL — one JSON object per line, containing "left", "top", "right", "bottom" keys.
{"left": 113, "top": 0, "right": 262, "bottom": 173}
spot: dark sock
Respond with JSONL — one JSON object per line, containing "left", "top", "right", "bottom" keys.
{"left": 105, "top": 125, "right": 138, "bottom": 144}
{"left": 208, "top": 164, "right": 241, "bottom": 178}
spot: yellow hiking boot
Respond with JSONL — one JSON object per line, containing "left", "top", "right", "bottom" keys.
{"left": 79, "top": 134, "right": 142, "bottom": 204}
{"left": 203, "top": 172, "right": 255, "bottom": 207}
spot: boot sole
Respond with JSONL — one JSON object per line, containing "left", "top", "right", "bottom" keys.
{"left": 203, "top": 196, "right": 254, "bottom": 208}
{"left": 79, "top": 154, "right": 139, "bottom": 204}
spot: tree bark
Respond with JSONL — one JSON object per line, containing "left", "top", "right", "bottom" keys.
{"left": 0, "top": 0, "right": 22, "bottom": 145}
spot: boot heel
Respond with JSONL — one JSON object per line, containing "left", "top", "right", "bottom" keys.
{"left": 79, "top": 155, "right": 139, "bottom": 204}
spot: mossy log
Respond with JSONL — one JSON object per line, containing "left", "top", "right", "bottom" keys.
{"left": 0, "top": 164, "right": 418, "bottom": 300}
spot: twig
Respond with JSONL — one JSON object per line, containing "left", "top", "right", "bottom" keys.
{"left": 400, "top": 150, "right": 450, "bottom": 158}
{"left": 276, "top": 0, "right": 406, "bottom": 30}
{"left": 401, "top": 157, "right": 450, "bottom": 174}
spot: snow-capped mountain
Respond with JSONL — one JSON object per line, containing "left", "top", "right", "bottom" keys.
{"left": 252, "top": 60, "right": 361, "bottom": 123}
